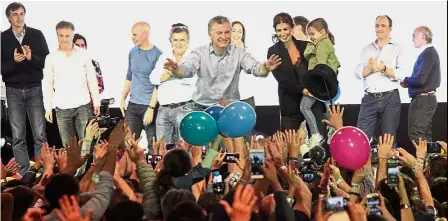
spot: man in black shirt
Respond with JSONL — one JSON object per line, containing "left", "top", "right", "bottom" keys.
{"left": 1, "top": 2, "right": 49, "bottom": 175}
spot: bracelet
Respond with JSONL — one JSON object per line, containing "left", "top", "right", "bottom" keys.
{"left": 83, "top": 138, "right": 92, "bottom": 144}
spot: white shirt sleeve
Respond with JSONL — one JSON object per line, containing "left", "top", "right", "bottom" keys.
{"left": 149, "top": 53, "right": 168, "bottom": 86}
{"left": 42, "top": 54, "right": 54, "bottom": 112}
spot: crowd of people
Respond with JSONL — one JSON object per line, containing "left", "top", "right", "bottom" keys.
{"left": 1, "top": 1, "right": 446, "bottom": 221}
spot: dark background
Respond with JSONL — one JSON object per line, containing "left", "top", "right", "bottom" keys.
{"left": 1, "top": 103, "right": 447, "bottom": 162}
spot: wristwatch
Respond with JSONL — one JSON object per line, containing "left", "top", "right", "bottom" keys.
{"left": 400, "top": 204, "right": 410, "bottom": 209}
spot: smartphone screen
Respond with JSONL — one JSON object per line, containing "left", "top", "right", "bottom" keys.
{"left": 212, "top": 170, "right": 225, "bottom": 194}
{"left": 367, "top": 193, "right": 381, "bottom": 216}
{"left": 387, "top": 158, "right": 399, "bottom": 187}
{"left": 250, "top": 150, "right": 264, "bottom": 179}
{"left": 427, "top": 142, "right": 441, "bottom": 154}
{"left": 324, "top": 196, "right": 347, "bottom": 212}
{"left": 224, "top": 153, "right": 240, "bottom": 163}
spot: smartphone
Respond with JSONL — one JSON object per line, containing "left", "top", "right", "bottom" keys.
{"left": 212, "top": 170, "right": 225, "bottom": 194}
{"left": 387, "top": 158, "right": 399, "bottom": 187}
{"left": 324, "top": 196, "right": 348, "bottom": 212}
{"left": 224, "top": 153, "right": 240, "bottom": 163}
{"left": 367, "top": 193, "right": 381, "bottom": 216}
{"left": 147, "top": 154, "right": 163, "bottom": 166}
{"left": 427, "top": 142, "right": 441, "bottom": 154}
{"left": 249, "top": 149, "right": 264, "bottom": 179}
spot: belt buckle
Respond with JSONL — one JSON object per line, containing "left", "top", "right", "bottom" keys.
{"left": 374, "top": 92, "right": 383, "bottom": 98}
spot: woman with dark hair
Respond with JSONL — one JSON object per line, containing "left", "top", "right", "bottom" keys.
{"left": 267, "top": 12, "right": 328, "bottom": 132}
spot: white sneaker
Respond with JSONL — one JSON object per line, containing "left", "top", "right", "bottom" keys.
{"left": 309, "top": 134, "right": 325, "bottom": 147}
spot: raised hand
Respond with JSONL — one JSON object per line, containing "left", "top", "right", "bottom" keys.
{"left": 54, "top": 195, "right": 93, "bottom": 221}
{"left": 125, "top": 137, "right": 145, "bottom": 164}
{"left": 412, "top": 137, "right": 427, "bottom": 159}
{"left": 378, "top": 134, "right": 395, "bottom": 160}
{"left": 54, "top": 148, "right": 68, "bottom": 171}
{"left": 315, "top": 195, "right": 333, "bottom": 221}
{"left": 94, "top": 140, "right": 109, "bottom": 162}
{"left": 65, "top": 137, "right": 89, "bottom": 172}
{"left": 264, "top": 54, "right": 282, "bottom": 71}
{"left": 322, "top": 103, "right": 344, "bottom": 130}
{"left": 4, "top": 161, "right": 20, "bottom": 177}
{"left": 219, "top": 184, "right": 258, "bottom": 221}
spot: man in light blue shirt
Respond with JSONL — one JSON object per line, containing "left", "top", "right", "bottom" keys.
{"left": 120, "top": 22, "right": 162, "bottom": 154}
{"left": 164, "top": 15, "right": 281, "bottom": 110}
{"left": 354, "top": 15, "right": 407, "bottom": 147}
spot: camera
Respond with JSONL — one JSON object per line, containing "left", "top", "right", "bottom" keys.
{"left": 88, "top": 98, "right": 121, "bottom": 129}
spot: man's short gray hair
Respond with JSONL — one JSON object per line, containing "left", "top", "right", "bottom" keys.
{"left": 208, "top": 15, "right": 230, "bottom": 35}
{"left": 417, "top": 26, "right": 433, "bottom": 43}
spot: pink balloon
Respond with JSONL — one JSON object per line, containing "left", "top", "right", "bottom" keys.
{"left": 330, "top": 126, "right": 370, "bottom": 170}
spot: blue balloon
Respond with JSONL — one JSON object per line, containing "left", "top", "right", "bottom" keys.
{"left": 324, "top": 87, "right": 341, "bottom": 105}
{"left": 180, "top": 111, "right": 219, "bottom": 146}
{"left": 204, "top": 105, "right": 224, "bottom": 121}
{"left": 218, "top": 101, "right": 256, "bottom": 138}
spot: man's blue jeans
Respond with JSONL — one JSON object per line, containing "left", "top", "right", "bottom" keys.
{"left": 6, "top": 85, "right": 47, "bottom": 175}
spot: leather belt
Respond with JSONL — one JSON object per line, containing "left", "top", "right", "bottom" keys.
{"left": 365, "top": 89, "right": 397, "bottom": 98}
{"left": 417, "top": 91, "right": 435, "bottom": 96}
{"left": 162, "top": 101, "right": 189, "bottom": 109}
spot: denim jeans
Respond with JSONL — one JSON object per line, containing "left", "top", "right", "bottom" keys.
{"left": 6, "top": 85, "right": 47, "bottom": 175}
{"left": 156, "top": 104, "right": 189, "bottom": 145}
{"left": 357, "top": 90, "right": 401, "bottom": 145}
{"left": 55, "top": 104, "right": 92, "bottom": 147}
{"left": 126, "top": 102, "right": 157, "bottom": 154}
{"left": 408, "top": 95, "right": 437, "bottom": 143}
{"left": 300, "top": 95, "right": 319, "bottom": 135}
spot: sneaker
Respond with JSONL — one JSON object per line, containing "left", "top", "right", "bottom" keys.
{"left": 310, "top": 134, "right": 325, "bottom": 147}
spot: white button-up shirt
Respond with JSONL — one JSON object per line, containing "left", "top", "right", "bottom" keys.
{"left": 354, "top": 40, "right": 408, "bottom": 93}
{"left": 150, "top": 50, "right": 197, "bottom": 105}
{"left": 42, "top": 46, "right": 99, "bottom": 111}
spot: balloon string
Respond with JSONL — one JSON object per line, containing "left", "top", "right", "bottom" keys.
{"left": 322, "top": 77, "right": 333, "bottom": 105}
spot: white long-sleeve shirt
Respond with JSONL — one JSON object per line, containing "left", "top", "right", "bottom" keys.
{"left": 42, "top": 46, "right": 100, "bottom": 111}
{"left": 354, "top": 40, "right": 408, "bottom": 93}
{"left": 150, "top": 50, "right": 197, "bottom": 105}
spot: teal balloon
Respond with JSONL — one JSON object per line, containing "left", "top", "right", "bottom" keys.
{"left": 180, "top": 111, "right": 219, "bottom": 146}
{"left": 218, "top": 101, "right": 256, "bottom": 138}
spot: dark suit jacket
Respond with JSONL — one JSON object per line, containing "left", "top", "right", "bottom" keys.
{"left": 267, "top": 37, "right": 310, "bottom": 116}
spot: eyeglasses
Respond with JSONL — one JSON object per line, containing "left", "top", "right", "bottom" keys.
{"left": 170, "top": 25, "right": 189, "bottom": 34}
{"left": 75, "top": 43, "right": 86, "bottom": 48}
